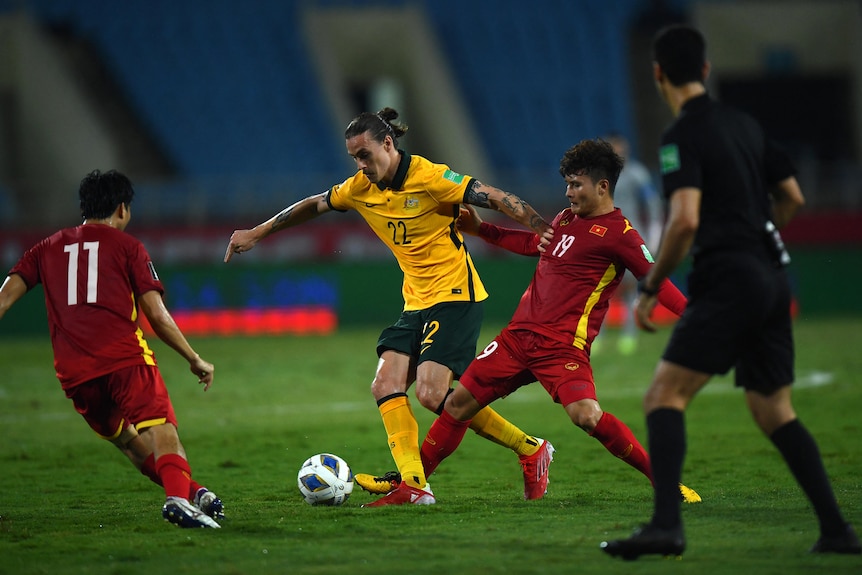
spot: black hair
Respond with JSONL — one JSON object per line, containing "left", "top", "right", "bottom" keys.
{"left": 344, "top": 107, "right": 408, "bottom": 148}
{"left": 653, "top": 24, "right": 707, "bottom": 86}
{"left": 559, "top": 139, "right": 624, "bottom": 196}
{"left": 79, "top": 169, "right": 134, "bottom": 219}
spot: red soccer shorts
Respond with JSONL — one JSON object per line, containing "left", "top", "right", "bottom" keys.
{"left": 459, "top": 327, "right": 597, "bottom": 407}
{"left": 65, "top": 364, "right": 178, "bottom": 439}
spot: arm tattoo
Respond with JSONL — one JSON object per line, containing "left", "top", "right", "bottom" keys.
{"left": 529, "top": 214, "right": 546, "bottom": 230}
{"left": 465, "top": 180, "right": 492, "bottom": 208}
{"left": 272, "top": 207, "right": 293, "bottom": 230}
{"left": 500, "top": 192, "right": 528, "bottom": 215}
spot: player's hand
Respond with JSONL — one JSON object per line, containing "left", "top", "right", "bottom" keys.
{"left": 536, "top": 228, "right": 554, "bottom": 253}
{"left": 190, "top": 357, "right": 215, "bottom": 391}
{"left": 634, "top": 293, "right": 658, "bottom": 333}
{"left": 224, "top": 229, "right": 258, "bottom": 262}
{"left": 457, "top": 205, "right": 483, "bottom": 236}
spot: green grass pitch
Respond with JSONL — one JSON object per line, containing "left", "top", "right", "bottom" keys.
{"left": 1, "top": 317, "right": 859, "bottom": 574}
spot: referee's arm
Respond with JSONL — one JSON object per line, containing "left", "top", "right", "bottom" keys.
{"left": 770, "top": 176, "right": 805, "bottom": 229}
{"left": 642, "top": 187, "right": 700, "bottom": 292}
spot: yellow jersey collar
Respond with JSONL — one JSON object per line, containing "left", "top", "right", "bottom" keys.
{"left": 376, "top": 150, "right": 411, "bottom": 191}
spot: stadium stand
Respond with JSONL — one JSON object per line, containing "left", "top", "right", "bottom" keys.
{"left": 0, "top": 0, "right": 643, "bottom": 220}
{"left": 10, "top": 0, "right": 343, "bottom": 177}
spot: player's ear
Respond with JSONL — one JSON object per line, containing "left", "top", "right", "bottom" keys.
{"left": 116, "top": 202, "right": 130, "bottom": 224}
{"left": 599, "top": 179, "right": 610, "bottom": 196}
{"left": 653, "top": 62, "right": 663, "bottom": 84}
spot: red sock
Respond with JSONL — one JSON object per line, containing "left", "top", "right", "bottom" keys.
{"left": 154, "top": 453, "right": 193, "bottom": 499}
{"left": 188, "top": 480, "right": 204, "bottom": 500}
{"left": 420, "top": 410, "right": 472, "bottom": 477}
{"left": 591, "top": 412, "right": 653, "bottom": 483}
{"left": 140, "top": 453, "right": 163, "bottom": 486}
{"left": 141, "top": 453, "right": 203, "bottom": 499}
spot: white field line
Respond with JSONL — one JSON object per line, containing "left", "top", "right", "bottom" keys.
{"left": 0, "top": 370, "right": 836, "bottom": 424}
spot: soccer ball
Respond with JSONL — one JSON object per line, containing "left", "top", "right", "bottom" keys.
{"left": 297, "top": 453, "right": 354, "bottom": 506}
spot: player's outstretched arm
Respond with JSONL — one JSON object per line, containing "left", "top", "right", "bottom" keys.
{"left": 224, "top": 192, "right": 331, "bottom": 262}
{"left": 0, "top": 274, "right": 27, "bottom": 322}
{"left": 139, "top": 290, "right": 215, "bottom": 390}
{"left": 464, "top": 180, "right": 552, "bottom": 251}
{"left": 634, "top": 277, "right": 687, "bottom": 333}
{"left": 460, "top": 204, "right": 547, "bottom": 257}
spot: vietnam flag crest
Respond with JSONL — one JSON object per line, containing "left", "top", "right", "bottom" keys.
{"left": 589, "top": 224, "right": 608, "bottom": 237}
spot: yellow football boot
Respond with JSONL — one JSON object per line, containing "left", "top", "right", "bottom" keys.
{"left": 355, "top": 471, "right": 401, "bottom": 494}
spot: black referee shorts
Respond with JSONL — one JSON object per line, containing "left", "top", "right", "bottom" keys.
{"left": 663, "top": 251, "right": 794, "bottom": 394}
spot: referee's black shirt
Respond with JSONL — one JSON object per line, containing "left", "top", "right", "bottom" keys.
{"left": 658, "top": 93, "right": 795, "bottom": 260}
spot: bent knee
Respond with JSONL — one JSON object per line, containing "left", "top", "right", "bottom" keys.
{"left": 565, "top": 400, "right": 603, "bottom": 432}
{"left": 444, "top": 387, "right": 480, "bottom": 421}
{"left": 414, "top": 384, "right": 448, "bottom": 412}
{"left": 370, "top": 374, "right": 405, "bottom": 402}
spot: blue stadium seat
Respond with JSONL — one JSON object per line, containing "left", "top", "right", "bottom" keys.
{"left": 425, "top": 0, "right": 640, "bottom": 197}
{"left": 4, "top": 0, "right": 643, "bottom": 213}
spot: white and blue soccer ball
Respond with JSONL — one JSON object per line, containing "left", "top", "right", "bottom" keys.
{"left": 297, "top": 453, "right": 354, "bottom": 506}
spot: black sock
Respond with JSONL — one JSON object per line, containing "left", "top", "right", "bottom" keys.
{"left": 646, "top": 408, "right": 686, "bottom": 530}
{"left": 770, "top": 419, "right": 846, "bottom": 536}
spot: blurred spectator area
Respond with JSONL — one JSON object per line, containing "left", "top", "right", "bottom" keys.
{"left": 0, "top": 0, "right": 860, "bottom": 233}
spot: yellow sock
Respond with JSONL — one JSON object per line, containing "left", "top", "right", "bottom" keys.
{"left": 469, "top": 405, "right": 540, "bottom": 457}
{"left": 379, "top": 394, "right": 426, "bottom": 488}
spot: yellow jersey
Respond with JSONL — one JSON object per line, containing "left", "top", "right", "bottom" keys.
{"left": 326, "top": 151, "right": 489, "bottom": 311}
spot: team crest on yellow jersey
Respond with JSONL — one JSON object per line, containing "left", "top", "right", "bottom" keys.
{"left": 403, "top": 196, "right": 420, "bottom": 211}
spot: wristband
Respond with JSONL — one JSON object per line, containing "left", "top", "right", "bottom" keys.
{"left": 637, "top": 278, "right": 659, "bottom": 297}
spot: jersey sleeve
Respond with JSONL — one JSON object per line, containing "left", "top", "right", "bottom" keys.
{"left": 659, "top": 127, "right": 700, "bottom": 199}
{"left": 615, "top": 224, "right": 652, "bottom": 278}
{"left": 477, "top": 222, "right": 540, "bottom": 256}
{"left": 324, "top": 177, "right": 354, "bottom": 212}
{"left": 128, "top": 241, "right": 164, "bottom": 297}
{"left": 8, "top": 240, "right": 45, "bottom": 290}
{"left": 424, "top": 163, "right": 474, "bottom": 205}
{"left": 615, "top": 227, "right": 687, "bottom": 316}
{"left": 763, "top": 139, "right": 796, "bottom": 185}
{"left": 656, "top": 278, "right": 687, "bottom": 316}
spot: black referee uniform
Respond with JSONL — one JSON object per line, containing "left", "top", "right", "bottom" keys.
{"left": 658, "top": 93, "right": 796, "bottom": 393}
{"left": 601, "top": 24, "right": 859, "bottom": 559}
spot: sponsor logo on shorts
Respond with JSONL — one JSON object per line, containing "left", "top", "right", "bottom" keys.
{"left": 565, "top": 362, "right": 580, "bottom": 371}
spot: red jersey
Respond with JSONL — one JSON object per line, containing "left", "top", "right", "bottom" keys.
{"left": 479, "top": 208, "right": 685, "bottom": 351}
{"left": 9, "top": 224, "right": 164, "bottom": 388}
